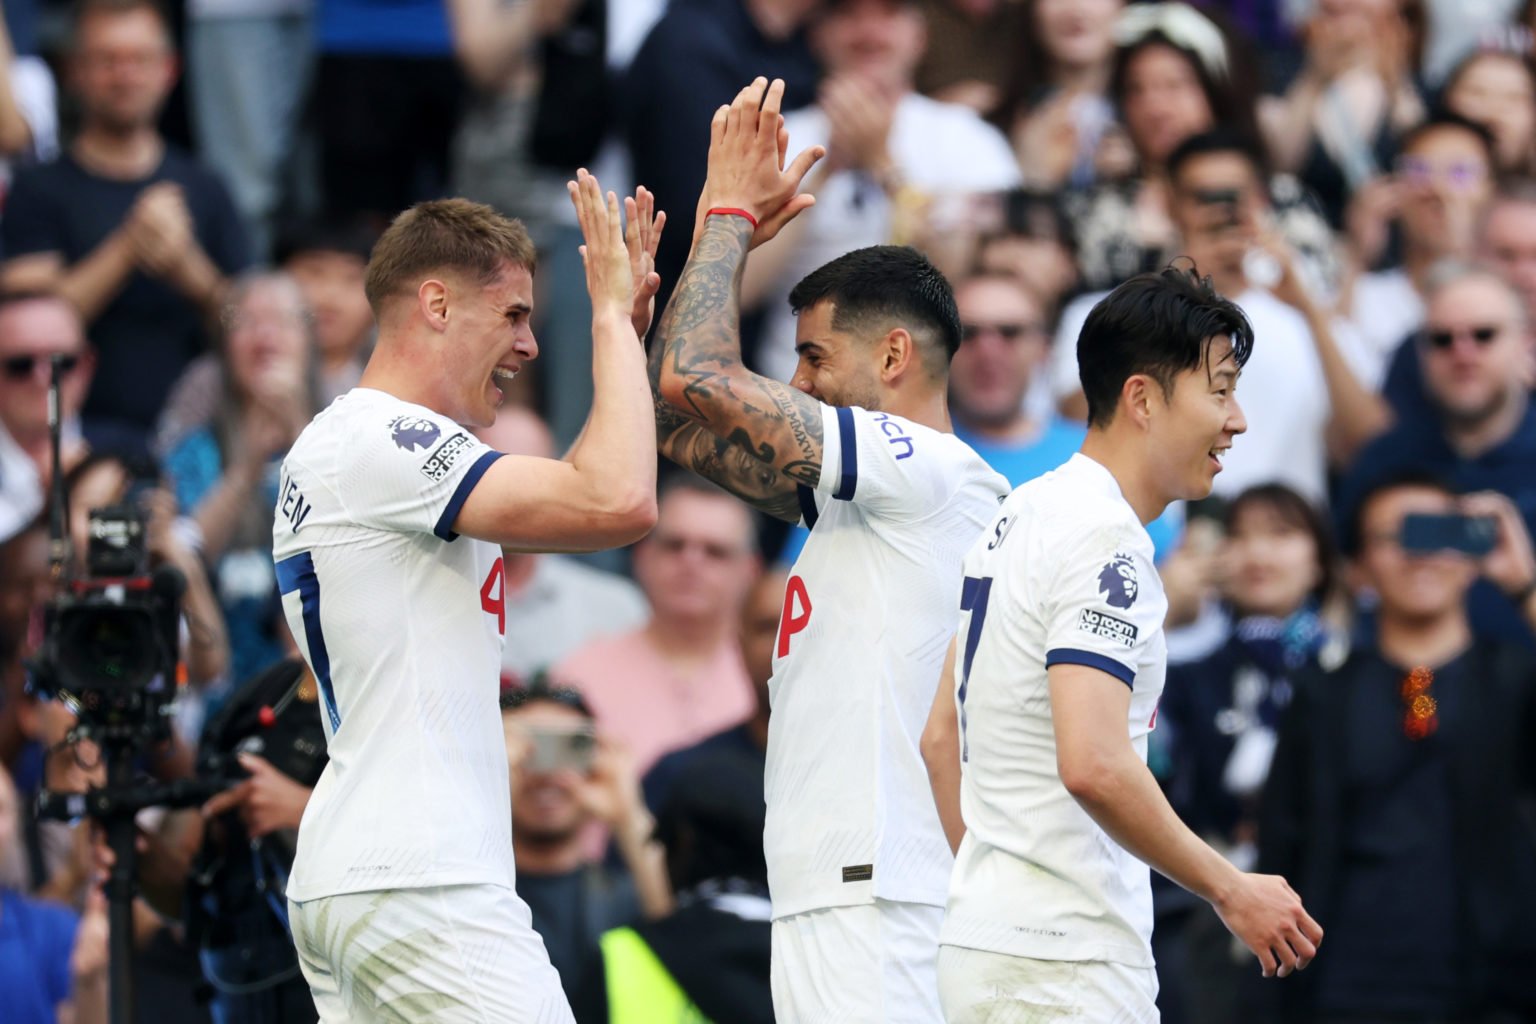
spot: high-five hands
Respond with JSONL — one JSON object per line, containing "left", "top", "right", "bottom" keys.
{"left": 625, "top": 186, "right": 665, "bottom": 339}
{"left": 694, "top": 76, "right": 826, "bottom": 251}
{"left": 568, "top": 169, "right": 638, "bottom": 319}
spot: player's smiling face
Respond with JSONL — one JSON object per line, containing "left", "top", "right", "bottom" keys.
{"left": 1157, "top": 334, "right": 1246, "bottom": 500}
{"left": 447, "top": 259, "right": 537, "bottom": 428}
{"left": 791, "top": 301, "right": 886, "bottom": 410}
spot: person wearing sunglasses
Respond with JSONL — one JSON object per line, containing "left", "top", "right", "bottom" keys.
{"left": 0, "top": 293, "right": 93, "bottom": 541}
{"left": 1338, "top": 262, "right": 1536, "bottom": 649}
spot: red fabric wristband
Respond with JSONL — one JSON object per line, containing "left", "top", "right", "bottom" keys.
{"left": 707, "top": 207, "right": 759, "bottom": 229}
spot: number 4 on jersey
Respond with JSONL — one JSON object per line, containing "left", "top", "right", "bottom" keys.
{"left": 481, "top": 557, "right": 506, "bottom": 636}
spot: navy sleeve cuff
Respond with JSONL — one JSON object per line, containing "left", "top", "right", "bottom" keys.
{"left": 1045, "top": 648, "right": 1135, "bottom": 689}
{"left": 433, "top": 451, "right": 503, "bottom": 541}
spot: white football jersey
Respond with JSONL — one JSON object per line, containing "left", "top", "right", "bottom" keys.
{"left": 765, "top": 404, "right": 1009, "bottom": 919}
{"left": 272, "top": 388, "right": 513, "bottom": 901}
{"left": 939, "top": 453, "right": 1168, "bottom": 967}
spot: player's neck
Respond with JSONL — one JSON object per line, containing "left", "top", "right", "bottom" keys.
{"left": 358, "top": 349, "right": 447, "bottom": 414}
{"left": 883, "top": 386, "right": 952, "bottom": 435}
{"left": 1078, "top": 430, "right": 1168, "bottom": 526}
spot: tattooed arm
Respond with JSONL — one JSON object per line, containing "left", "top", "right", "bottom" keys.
{"left": 649, "top": 213, "right": 826, "bottom": 522}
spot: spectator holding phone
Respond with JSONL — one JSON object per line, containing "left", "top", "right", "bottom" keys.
{"left": 1051, "top": 130, "right": 1385, "bottom": 501}
{"left": 1337, "top": 261, "right": 1536, "bottom": 647}
{"left": 1259, "top": 471, "right": 1536, "bottom": 1023}
{"left": 501, "top": 682, "right": 671, "bottom": 1003}
{"left": 1064, "top": 2, "right": 1341, "bottom": 298}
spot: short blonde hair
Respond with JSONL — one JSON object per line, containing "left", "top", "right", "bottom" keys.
{"left": 364, "top": 198, "right": 537, "bottom": 316}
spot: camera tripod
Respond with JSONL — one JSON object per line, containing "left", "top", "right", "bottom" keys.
{"left": 37, "top": 725, "right": 227, "bottom": 1024}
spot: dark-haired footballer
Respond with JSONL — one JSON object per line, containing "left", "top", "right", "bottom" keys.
{"left": 647, "top": 79, "right": 1009, "bottom": 1023}
{"left": 924, "top": 266, "right": 1324, "bottom": 1022}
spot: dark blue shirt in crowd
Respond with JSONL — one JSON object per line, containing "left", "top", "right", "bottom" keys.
{"left": 625, "top": 0, "right": 820, "bottom": 323}
{"left": 0, "top": 888, "right": 79, "bottom": 1023}
{"left": 317, "top": 0, "right": 452, "bottom": 55}
{"left": 644, "top": 723, "right": 762, "bottom": 815}
{"left": 1335, "top": 400, "right": 1536, "bottom": 647}
{"left": 1311, "top": 652, "right": 1465, "bottom": 1018}
{"left": 1, "top": 149, "right": 250, "bottom": 453}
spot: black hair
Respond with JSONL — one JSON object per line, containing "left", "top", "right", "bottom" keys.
{"left": 1077, "top": 264, "right": 1253, "bottom": 428}
{"left": 1398, "top": 111, "right": 1497, "bottom": 165}
{"left": 1166, "top": 128, "right": 1269, "bottom": 187}
{"left": 273, "top": 217, "right": 379, "bottom": 267}
{"left": 788, "top": 245, "right": 962, "bottom": 378}
{"left": 1225, "top": 484, "right": 1339, "bottom": 609}
{"left": 1343, "top": 469, "right": 1460, "bottom": 558}
{"left": 499, "top": 674, "right": 594, "bottom": 718}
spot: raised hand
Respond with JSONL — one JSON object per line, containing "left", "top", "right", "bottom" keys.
{"left": 568, "top": 168, "right": 635, "bottom": 317}
{"left": 1462, "top": 490, "right": 1536, "bottom": 600}
{"left": 625, "top": 185, "right": 666, "bottom": 339}
{"left": 695, "top": 76, "right": 825, "bottom": 250}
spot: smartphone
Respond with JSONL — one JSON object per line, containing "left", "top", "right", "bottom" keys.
{"left": 525, "top": 724, "right": 596, "bottom": 774}
{"left": 1399, "top": 513, "right": 1497, "bottom": 557}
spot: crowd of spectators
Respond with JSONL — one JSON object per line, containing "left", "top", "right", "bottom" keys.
{"left": 0, "top": 0, "right": 1533, "bottom": 1021}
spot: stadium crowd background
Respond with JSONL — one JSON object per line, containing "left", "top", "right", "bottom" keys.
{"left": 0, "top": 0, "right": 1533, "bottom": 1020}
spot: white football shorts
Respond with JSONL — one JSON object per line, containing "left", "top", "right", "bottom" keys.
{"left": 937, "top": 944, "right": 1159, "bottom": 1023}
{"left": 771, "top": 898, "right": 944, "bottom": 1023}
{"left": 288, "top": 883, "right": 574, "bottom": 1024}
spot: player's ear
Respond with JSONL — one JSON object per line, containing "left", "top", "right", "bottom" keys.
{"left": 417, "top": 279, "right": 451, "bottom": 332}
{"left": 878, "top": 327, "right": 914, "bottom": 383}
{"left": 1122, "top": 373, "right": 1156, "bottom": 429}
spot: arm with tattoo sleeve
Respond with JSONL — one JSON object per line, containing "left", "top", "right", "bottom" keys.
{"left": 647, "top": 214, "right": 826, "bottom": 522}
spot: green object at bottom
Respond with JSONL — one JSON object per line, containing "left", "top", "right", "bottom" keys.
{"left": 599, "top": 926, "right": 713, "bottom": 1024}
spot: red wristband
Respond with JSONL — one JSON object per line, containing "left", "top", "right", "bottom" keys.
{"left": 707, "top": 207, "right": 759, "bottom": 229}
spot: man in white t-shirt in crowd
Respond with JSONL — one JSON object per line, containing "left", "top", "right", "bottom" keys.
{"left": 925, "top": 267, "right": 1323, "bottom": 1021}
{"left": 1051, "top": 130, "right": 1385, "bottom": 504}
{"left": 273, "top": 177, "right": 660, "bottom": 1021}
{"left": 741, "top": 0, "right": 1021, "bottom": 383}
{"left": 648, "top": 78, "right": 1008, "bottom": 1022}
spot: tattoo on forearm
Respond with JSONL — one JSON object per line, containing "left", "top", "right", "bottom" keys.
{"left": 645, "top": 215, "right": 825, "bottom": 512}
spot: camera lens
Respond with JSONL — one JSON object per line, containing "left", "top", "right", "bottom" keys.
{"left": 56, "top": 605, "right": 160, "bottom": 691}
